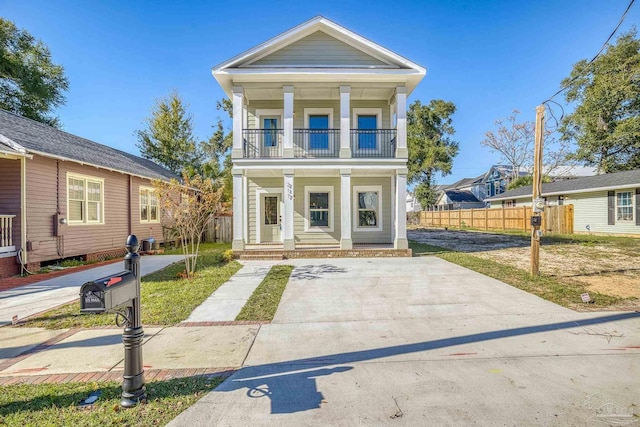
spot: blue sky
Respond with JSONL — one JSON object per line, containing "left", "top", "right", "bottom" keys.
{"left": 3, "top": 0, "right": 639, "bottom": 184}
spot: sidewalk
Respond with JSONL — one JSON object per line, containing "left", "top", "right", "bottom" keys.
{"left": 186, "top": 261, "right": 275, "bottom": 322}
{"left": 0, "top": 322, "right": 264, "bottom": 385}
{"left": 0, "top": 256, "right": 273, "bottom": 386}
{"left": 0, "top": 255, "right": 183, "bottom": 325}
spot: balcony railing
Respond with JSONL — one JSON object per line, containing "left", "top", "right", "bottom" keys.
{"left": 350, "top": 129, "right": 396, "bottom": 158}
{"left": 0, "top": 215, "right": 16, "bottom": 254}
{"left": 241, "top": 128, "right": 398, "bottom": 159}
{"left": 243, "top": 129, "right": 284, "bottom": 158}
{"left": 293, "top": 129, "right": 340, "bottom": 158}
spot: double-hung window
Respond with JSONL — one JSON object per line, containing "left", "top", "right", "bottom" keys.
{"left": 68, "top": 174, "right": 104, "bottom": 224}
{"left": 616, "top": 191, "right": 633, "bottom": 221}
{"left": 140, "top": 187, "right": 159, "bottom": 223}
{"left": 353, "top": 185, "right": 382, "bottom": 231}
{"left": 305, "top": 186, "right": 333, "bottom": 232}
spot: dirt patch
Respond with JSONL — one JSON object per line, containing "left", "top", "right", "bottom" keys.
{"left": 572, "top": 274, "right": 640, "bottom": 299}
{"left": 408, "top": 228, "right": 529, "bottom": 252}
{"left": 409, "top": 228, "right": 640, "bottom": 305}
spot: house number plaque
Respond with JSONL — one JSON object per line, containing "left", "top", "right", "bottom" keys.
{"left": 286, "top": 182, "right": 293, "bottom": 201}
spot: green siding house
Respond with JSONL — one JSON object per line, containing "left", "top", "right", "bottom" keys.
{"left": 486, "top": 169, "right": 640, "bottom": 235}
{"left": 212, "top": 17, "right": 425, "bottom": 252}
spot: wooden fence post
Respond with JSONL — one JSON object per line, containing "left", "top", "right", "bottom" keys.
{"left": 502, "top": 206, "right": 506, "bottom": 231}
{"left": 484, "top": 208, "right": 488, "bottom": 231}
{"left": 522, "top": 205, "right": 527, "bottom": 232}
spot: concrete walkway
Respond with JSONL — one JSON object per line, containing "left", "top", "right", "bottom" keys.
{"left": 0, "top": 255, "right": 183, "bottom": 325}
{"left": 169, "top": 256, "right": 640, "bottom": 427}
{"left": 186, "top": 261, "right": 275, "bottom": 322}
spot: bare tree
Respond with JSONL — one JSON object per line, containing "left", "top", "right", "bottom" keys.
{"left": 481, "top": 110, "right": 534, "bottom": 180}
{"left": 482, "top": 110, "right": 574, "bottom": 179}
{"left": 154, "top": 174, "right": 227, "bottom": 279}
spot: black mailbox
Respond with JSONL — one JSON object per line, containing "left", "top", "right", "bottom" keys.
{"left": 530, "top": 215, "right": 542, "bottom": 227}
{"left": 80, "top": 271, "right": 136, "bottom": 313}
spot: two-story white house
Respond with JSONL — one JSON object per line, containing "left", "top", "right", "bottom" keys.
{"left": 212, "top": 17, "right": 425, "bottom": 255}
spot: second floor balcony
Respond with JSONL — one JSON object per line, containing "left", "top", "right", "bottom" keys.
{"left": 242, "top": 128, "right": 397, "bottom": 159}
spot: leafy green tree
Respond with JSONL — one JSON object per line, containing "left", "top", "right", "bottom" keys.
{"left": 0, "top": 18, "right": 69, "bottom": 127}
{"left": 136, "top": 92, "right": 201, "bottom": 175}
{"left": 201, "top": 99, "right": 233, "bottom": 201}
{"left": 407, "top": 99, "right": 459, "bottom": 209}
{"left": 560, "top": 29, "right": 640, "bottom": 172}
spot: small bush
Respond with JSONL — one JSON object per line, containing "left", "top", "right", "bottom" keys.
{"left": 222, "top": 249, "right": 235, "bottom": 262}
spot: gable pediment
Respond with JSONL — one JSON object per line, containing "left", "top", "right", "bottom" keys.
{"left": 243, "top": 30, "right": 394, "bottom": 68}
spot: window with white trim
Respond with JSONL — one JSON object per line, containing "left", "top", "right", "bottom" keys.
{"left": 67, "top": 174, "right": 104, "bottom": 224}
{"left": 140, "top": 187, "right": 159, "bottom": 223}
{"left": 353, "top": 185, "right": 382, "bottom": 231}
{"left": 616, "top": 191, "right": 633, "bottom": 222}
{"left": 304, "top": 186, "right": 334, "bottom": 232}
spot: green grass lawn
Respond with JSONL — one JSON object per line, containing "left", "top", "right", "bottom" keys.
{"left": 20, "top": 243, "right": 241, "bottom": 329}
{"left": 408, "top": 240, "right": 626, "bottom": 309}
{"left": 0, "top": 376, "right": 223, "bottom": 427}
{"left": 235, "top": 265, "right": 294, "bottom": 321}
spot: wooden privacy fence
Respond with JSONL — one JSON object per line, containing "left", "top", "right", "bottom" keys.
{"left": 204, "top": 215, "right": 232, "bottom": 243}
{"left": 415, "top": 205, "right": 574, "bottom": 234}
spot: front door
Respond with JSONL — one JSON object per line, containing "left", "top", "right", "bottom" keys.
{"left": 261, "top": 117, "right": 280, "bottom": 157}
{"left": 308, "top": 114, "right": 330, "bottom": 151}
{"left": 261, "top": 194, "right": 282, "bottom": 243}
{"left": 357, "top": 114, "right": 377, "bottom": 150}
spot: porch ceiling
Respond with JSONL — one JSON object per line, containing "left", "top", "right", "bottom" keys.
{"left": 241, "top": 82, "right": 397, "bottom": 102}
{"left": 244, "top": 168, "right": 396, "bottom": 178}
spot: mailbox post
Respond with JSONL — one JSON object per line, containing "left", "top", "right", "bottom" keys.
{"left": 79, "top": 235, "right": 146, "bottom": 407}
{"left": 121, "top": 235, "right": 146, "bottom": 407}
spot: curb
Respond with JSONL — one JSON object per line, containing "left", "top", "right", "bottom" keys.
{"left": 0, "top": 367, "right": 236, "bottom": 386}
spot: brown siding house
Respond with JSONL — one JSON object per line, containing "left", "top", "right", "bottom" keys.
{"left": 0, "top": 109, "right": 177, "bottom": 278}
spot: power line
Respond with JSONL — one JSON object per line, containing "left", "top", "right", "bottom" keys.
{"left": 542, "top": 0, "right": 635, "bottom": 104}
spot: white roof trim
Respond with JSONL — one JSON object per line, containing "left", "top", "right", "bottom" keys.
{"left": 212, "top": 16, "right": 426, "bottom": 74}
{"left": 490, "top": 183, "right": 640, "bottom": 201}
{"left": 0, "top": 133, "right": 29, "bottom": 155}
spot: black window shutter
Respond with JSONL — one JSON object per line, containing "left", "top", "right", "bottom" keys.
{"left": 636, "top": 188, "right": 640, "bottom": 226}
{"left": 607, "top": 191, "right": 615, "bottom": 225}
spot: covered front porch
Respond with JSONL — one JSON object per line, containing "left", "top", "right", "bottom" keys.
{"left": 0, "top": 144, "right": 28, "bottom": 278}
{"left": 231, "top": 164, "right": 409, "bottom": 255}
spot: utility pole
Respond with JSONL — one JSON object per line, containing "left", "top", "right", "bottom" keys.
{"left": 530, "top": 105, "right": 545, "bottom": 276}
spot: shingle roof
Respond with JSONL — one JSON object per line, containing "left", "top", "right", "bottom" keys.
{"left": 0, "top": 109, "right": 178, "bottom": 181}
{"left": 445, "top": 190, "right": 482, "bottom": 203}
{"left": 486, "top": 168, "right": 640, "bottom": 201}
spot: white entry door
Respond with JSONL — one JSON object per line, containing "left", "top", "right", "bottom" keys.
{"left": 261, "top": 193, "right": 282, "bottom": 243}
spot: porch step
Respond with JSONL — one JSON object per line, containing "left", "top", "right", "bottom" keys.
{"left": 237, "top": 253, "right": 285, "bottom": 260}
{"left": 234, "top": 248, "right": 411, "bottom": 259}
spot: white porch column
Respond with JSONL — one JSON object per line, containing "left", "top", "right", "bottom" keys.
{"left": 283, "top": 170, "right": 295, "bottom": 250}
{"left": 339, "top": 86, "right": 351, "bottom": 158}
{"left": 394, "top": 168, "right": 408, "bottom": 249}
{"left": 232, "top": 86, "right": 244, "bottom": 159}
{"left": 340, "top": 169, "right": 352, "bottom": 249}
{"left": 283, "top": 85, "right": 294, "bottom": 158}
{"left": 232, "top": 170, "right": 245, "bottom": 250}
{"left": 395, "top": 87, "right": 408, "bottom": 159}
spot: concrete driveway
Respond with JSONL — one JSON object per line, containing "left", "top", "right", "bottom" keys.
{"left": 169, "top": 257, "right": 640, "bottom": 426}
